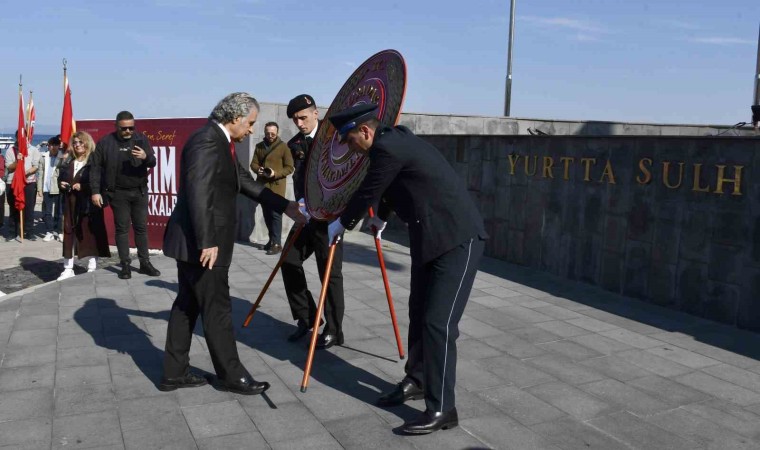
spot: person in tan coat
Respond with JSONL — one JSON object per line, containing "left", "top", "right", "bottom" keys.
{"left": 251, "top": 122, "right": 294, "bottom": 254}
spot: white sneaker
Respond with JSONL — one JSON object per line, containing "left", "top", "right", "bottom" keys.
{"left": 43, "top": 232, "right": 55, "bottom": 242}
{"left": 87, "top": 258, "right": 97, "bottom": 273}
{"left": 57, "top": 269, "right": 75, "bottom": 281}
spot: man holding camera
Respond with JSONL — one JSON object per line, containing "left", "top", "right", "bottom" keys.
{"left": 90, "top": 110, "right": 161, "bottom": 279}
{"left": 251, "top": 122, "right": 294, "bottom": 255}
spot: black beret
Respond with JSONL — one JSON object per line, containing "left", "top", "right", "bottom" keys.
{"left": 329, "top": 104, "right": 378, "bottom": 141}
{"left": 286, "top": 94, "right": 316, "bottom": 118}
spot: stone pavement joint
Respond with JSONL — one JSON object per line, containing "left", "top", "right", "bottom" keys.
{"left": 1, "top": 230, "right": 760, "bottom": 448}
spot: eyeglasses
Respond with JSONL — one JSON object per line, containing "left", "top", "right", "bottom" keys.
{"left": 119, "top": 126, "right": 135, "bottom": 132}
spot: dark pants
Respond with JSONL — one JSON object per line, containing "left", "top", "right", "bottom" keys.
{"left": 262, "top": 206, "right": 283, "bottom": 246}
{"left": 6, "top": 183, "right": 36, "bottom": 237}
{"left": 0, "top": 189, "right": 5, "bottom": 228}
{"left": 405, "top": 237, "right": 484, "bottom": 413}
{"left": 110, "top": 188, "right": 149, "bottom": 265}
{"left": 42, "top": 192, "right": 62, "bottom": 233}
{"left": 163, "top": 261, "right": 248, "bottom": 381}
{"left": 281, "top": 221, "right": 344, "bottom": 334}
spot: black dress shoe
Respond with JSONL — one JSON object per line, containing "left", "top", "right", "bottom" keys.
{"left": 377, "top": 378, "right": 424, "bottom": 406}
{"left": 223, "top": 376, "right": 270, "bottom": 395}
{"left": 287, "top": 320, "right": 310, "bottom": 342}
{"left": 158, "top": 372, "right": 208, "bottom": 391}
{"left": 118, "top": 265, "right": 132, "bottom": 280}
{"left": 316, "top": 331, "right": 344, "bottom": 349}
{"left": 401, "top": 408, "right": 459, "bottom": 435}
{"left": 138, "top": 261, "right": 161, "bottom": 276}
{"left": 262, "top": 242, "right": 272, "bottom": 251}
{"left": 266, "top": 244, "right": 282, "bottom": 255}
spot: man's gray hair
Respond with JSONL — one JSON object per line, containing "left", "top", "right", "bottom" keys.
{"left": 209, "top": 92, "right": 260, "bottom": 124}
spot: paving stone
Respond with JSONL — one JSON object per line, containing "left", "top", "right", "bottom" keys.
{"left": 457, "top": 338, "right": 505, "bottom": 360}
{"left": 13, "top": 314, "right": 58, "bottom": 330}
{"left": 567, "top": 333, "right": 633, "bottom": 355}
{"left": 119, "top": 395, "right": 195, "bottom": 448}
{"left": 535, "top": 321, "right": 590, "bottom": 338}
{"left": 7, "top": 328, "right": 57, "bottom": 348}
{"left": 54, "top": 383, "right": 117, "bottom": 417}
{"left": 182, "top": 400, "right": 257, "bottom": 440}
{"left": 477, "top": 385, "right": 566, "bottom": 426}
{"left": 684, "top": 399, "right": 760, "bottom": 440}
{"left": 456, "top": 360, "right": 508, "bottom": 391}
{"left": 196, "top": 432, "right": 270, "bottom": 450}
{"left": 477, "top": 354, "right": 557, "bottom": 388}
{"left": 52, "top": 409, "right": 123, "bottom": 449}
{"left": 701, "top": 364, "right": 760, "bottom": 394}
{"left": 0, "top": 417, "right": 52, "bottom": 449}
{"left": 675, "top": 372, "right": 760, "bottom": 406}
{"left": 0, "top": 363, "right": 55, "bottom": 392}
{"left": 537, "top": 339, "right": 604, "bottom": 361}
{"left": 578, "top": 378, "right": 671, "bottom": 416}
{"left": 566, "top": 316, "right": 620, "bottom": 332}
{"left": 531, "top": 305, "right": 584, "bottom": 320}
{"left": 616, "top": 349, "right": 694, "bottom": 377}
{"left": 510, "top": 326, "right": 563, "bottom": 344}
{"left": 111, "top": 371, "right": 168, "bottom": 400}
{"left": 471, "top": 294, "right": 518, "bottom": 309}
{"left": 323, "top": 413, "right": 418, "bottom": 449}
{"left": 598, "top": 328, "right": 664, "bottom": 349}
{"left": 646, "top": 345, "right": 722, "bottom": 369}
{"left": 460, "top": 416, "right": 561, "bottom": 449}
{"left": 588, "top": 410, "right": 699, "bottom": 449}
{"left": 579, "top": 355, "right": 655, "bottom": 382}
{"left": 466, "top": 307, "right": 526, "bottom": 330}
{"left": 525, "top": 354, "right": 607, "bottom": 385}
{"left": 269, "top": 433, "right": 342, "bottom": 450}
{"left": 648, "top": 408, "right": 760, "bottom": 450}
{"left": 243, "top": 401, "right": 325, "bottom": 443}
{"left": 526, "top": 381, "right": 617, "bottom": 420}
{"left": 627, "top": 374, "right": 710, "bottom": 407}
{"left": 55, "top": 364, "right": 111, "bottom": 389}
{"left": 0, "top": 387, "right": 53, "bottom": 422}
{"left": 499, "top": 305, "right": 555, "bottom": 323}
{"left": 482, "top": 332, "right": 548, "bottom": 359}
{"left": 1, "top": 343, "right": 56, "bottom": 368}
{"left": 530, "top": 416, "right": 631, "bottom": 450}
{"left": 56, "top": 346, "right": 108, "bottom": 368}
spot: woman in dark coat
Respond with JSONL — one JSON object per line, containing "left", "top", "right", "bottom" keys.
{"left": 57, "top": 131, "right": 110, "bottom": 280}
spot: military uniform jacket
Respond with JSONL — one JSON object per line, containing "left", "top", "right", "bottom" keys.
{"left": 287, "top": 122, "right": 318, "bottom": 201}
{"left": 340, "top": 125, "right": 487, "bottom": 264}
{"left": 251, "top": 137, "right": 294, "bottom": 197}
{"left": 163, "top": 121, "right": 289, "bottom": 267}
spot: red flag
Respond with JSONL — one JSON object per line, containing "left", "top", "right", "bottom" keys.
{"left": 60, "top": 69, "right": 76, "bottom": 147}
{"left": 12, "top": 86, "right": 28, "bottom": 213}
{"left": 26, "top": 92, "right": 35, "bottom": 145}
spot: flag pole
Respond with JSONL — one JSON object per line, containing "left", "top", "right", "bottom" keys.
{"left": 18, "top": 75, "right": 24, "bottom": 242}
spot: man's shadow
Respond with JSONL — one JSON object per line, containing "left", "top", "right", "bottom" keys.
{"left": 73, "top": 279, "right": 419, "bottom": 421}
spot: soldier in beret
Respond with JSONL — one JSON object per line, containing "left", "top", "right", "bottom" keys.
{"left": 327, "top": 103, "right": 488, "bottom": 434}
{"left": 280, "top": 94, "right": 346, "bottom": 349}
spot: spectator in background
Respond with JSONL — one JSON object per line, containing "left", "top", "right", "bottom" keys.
{"left": 3, "top": 132, "right": 41, "bottom": 240}
{"left": 251, "top": 121, "right": 294, "bottom": 255}
{"left": 57, "top": 132, "right": 110, "bottom": 280}
{"left": 38, "top": 136, "right": 64, "bottom": 241}
{"left": 0, "top": 149, "right": 5, "bottom": 232}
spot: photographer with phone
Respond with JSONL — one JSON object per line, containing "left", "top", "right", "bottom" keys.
{"left": 90, "top": 110, "right": 160, "bottom": 279}
{"left": 251, "top": 122, "right": 294, "bottom": 255}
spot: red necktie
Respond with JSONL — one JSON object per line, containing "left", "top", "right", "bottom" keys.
{"left": 229, "top": 141, "right": 237, "bottom": 162}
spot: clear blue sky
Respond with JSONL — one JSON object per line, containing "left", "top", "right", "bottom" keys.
{"left": 1, "top": 0, "right": 758, "bottom": 133}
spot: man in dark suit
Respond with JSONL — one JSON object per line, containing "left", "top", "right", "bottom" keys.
{"left": 280, "top": 94, "right": 345, "bottom": 349}
{"left": 327, "top": 104, "right": 487, "bottom": 434}
{"left": 160, "top": 92, "right": 307, "bottom": 395}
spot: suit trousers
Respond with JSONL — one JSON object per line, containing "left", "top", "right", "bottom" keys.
{"left": 109, "top": 188, "right": 150, "bottom": 265}
{"left": 163, "top": 261, "right": 248, "bottom": 381}
{"left": 404, "top": 237, "right": 484, "bottom": 413}
{"left": 262, "top": 206, "right": 283, "bottom": 246}
{"left": 280, "top": 221, "right": 344, "bottom": 334}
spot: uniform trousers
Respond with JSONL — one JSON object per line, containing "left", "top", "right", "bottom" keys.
{"left": 404, "top": 236, "right": 484, "bottom": 413}
{"left": 280, "top": 221, "right": 344, "bottom": 334}
{"left": 163, "top": 261, "right": 248, "bottom": 381}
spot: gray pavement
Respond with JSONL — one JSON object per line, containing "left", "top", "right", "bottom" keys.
{"left": 2, "top": 230, "right": 760, "bottom": 449}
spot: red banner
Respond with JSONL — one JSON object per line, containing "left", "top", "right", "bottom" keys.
{"left": 78, "top": 117, "right": 207, "bottom": 249}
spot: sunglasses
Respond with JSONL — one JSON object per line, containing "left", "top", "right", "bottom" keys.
{"left": 72, "top": 141, "right": 84, "bottom": 146}
{"left": 119, "top": 126, "right": 135, "bottom": 132}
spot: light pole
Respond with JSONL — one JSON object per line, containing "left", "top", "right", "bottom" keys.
{"left": 504, "top": 0, "right": 517, "bottom": 116}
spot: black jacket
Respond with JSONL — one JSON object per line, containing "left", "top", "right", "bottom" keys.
{"left": 163, "top": 121, "right": 289, "bottom": 267}
{"left": 90, "top": 131, "right": 156, "bottom": 195}
{"left": 287, "top": 123, "right": 318, "bottom": 200}
{"left": 340, "top": 126, "right": 487, "bottom": 264}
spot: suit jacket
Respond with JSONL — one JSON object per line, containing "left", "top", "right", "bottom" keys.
{"left": 340, "top": 126, "right": 487, "bottom": 264}
{"left": 163, "top": 121, "right": 289, "bottom": 267}
{"left": 251, "top": 137, "right": 294, "bottom": 197}
{"left": 287, "top": 122, "right": 318, "bottom": 201}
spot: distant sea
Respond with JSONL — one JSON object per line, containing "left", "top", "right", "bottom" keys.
{"left": 0, "top": 133, "right": 55, "bottom": 147}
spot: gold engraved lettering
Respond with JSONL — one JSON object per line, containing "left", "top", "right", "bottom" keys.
{"left": 580, "top": 158, "right": 596, "bottom": 182}
{"left": 524, "top": 155, "right": 538, "bottom": 176}
{"left": 508, "top": 154, "right": 520, "bottom": 175}
{"left": 714, "top": 165, "right": 743, "bottom": 196}
{"left": 692, "top": 164, "right": 710, "bottom": 193}
{"left": 662, "top": 161, "right": 684, "bottom": 189}
{"left": 599, "top": 160, "right": 616, "bottom": 184}
{"left": 560, "top": 156, "right": 574, "bottom": 180}
{"left": 542, "top": 157, "right": 554, "bottom": 179}
{"left": 636, "top": 158, "right": 652, "bottom": 185}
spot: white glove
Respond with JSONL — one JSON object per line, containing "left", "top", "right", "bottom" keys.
{"left": 328, "top": 219, "right": 345, "bottom": 245}
{"left": 297, "top": 198, "right": 311, "bottom": 222}
{"left": 366, "top": 216, "right": 387, "bottom": 240}
{"left": 0, "top": 182, "right": 4, "bottom": 196}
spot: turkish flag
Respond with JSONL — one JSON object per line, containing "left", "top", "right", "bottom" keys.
{"left": 11, "top": 87, "right": 28, "bottom": 212}
{"left": 60, "top": 72, "right": 76, "bottom": 147}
